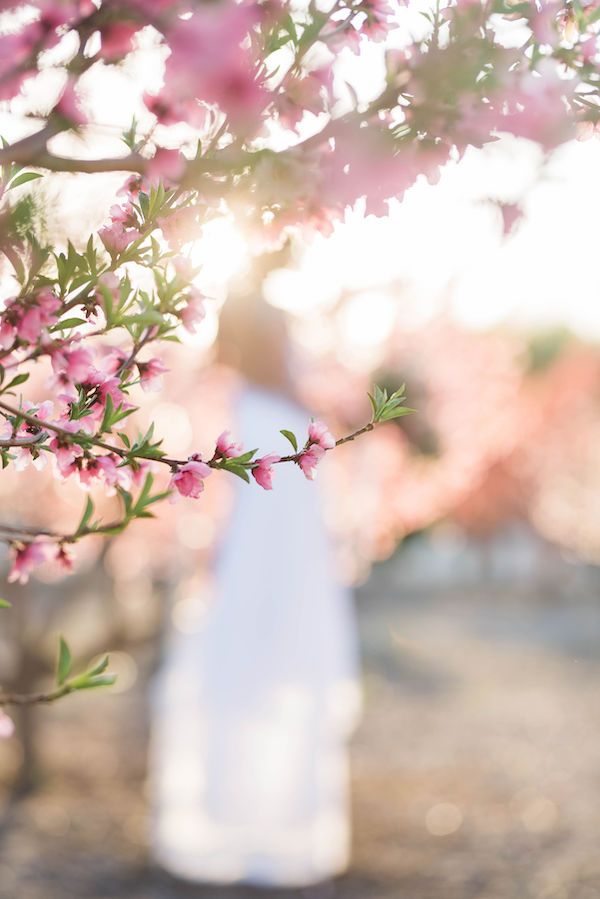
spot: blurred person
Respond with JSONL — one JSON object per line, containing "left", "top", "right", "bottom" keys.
{"left": 149, "top": 284, "right": 361, "bottom": 888}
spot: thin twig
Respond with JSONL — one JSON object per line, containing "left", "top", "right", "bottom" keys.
{"left": 0, "top": 685, "right": 73, "bottom": 707}
{"left": 0, "top": 433, "right": 47, "bottom": 449}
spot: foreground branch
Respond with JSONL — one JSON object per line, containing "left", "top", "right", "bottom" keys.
{"left": 0, "top": 685, "right": 73, "bottom": 707}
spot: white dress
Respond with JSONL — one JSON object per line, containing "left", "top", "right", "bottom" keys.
{"left": 150, "top": 385, "right": 361, "bottom": 887}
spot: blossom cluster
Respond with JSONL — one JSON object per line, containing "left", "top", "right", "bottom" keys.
{"left": 0, "top": 1, "right": 597, "bottom": 232}
{"left": 167, "top": 418, "right": 336, "bottom": 500}
{"left": 0, "top": 159, "right": 390, "bottom": 595}
{"left": 0, "top": 175, "right": 209, "bottom": 583}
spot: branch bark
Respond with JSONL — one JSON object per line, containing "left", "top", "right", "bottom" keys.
{"left": 0, "top": 684, "right": 73, "bottom": 707}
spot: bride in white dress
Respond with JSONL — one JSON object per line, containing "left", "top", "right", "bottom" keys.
{"left": 149, "top": 294, "right": 361, "bottom": 888}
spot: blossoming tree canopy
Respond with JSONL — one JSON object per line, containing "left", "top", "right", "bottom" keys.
{"left": 0, "top": 0, "right": 597, "bottom": 718}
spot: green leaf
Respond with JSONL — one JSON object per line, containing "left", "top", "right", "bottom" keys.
{"left": 369, "top": 383, "right": 413, "bottom": 423}
{"left": 141, "top": 489, "right": 171, "bottom": 508}
{"left": 100, "top": 393, "right": 115, "bottom": 434}
{"left": 86, "top": 655, "right": 110, "bottom": 677}
{"left": 69, "top": 669, "right": 117, "bottom": 690}
{"left": 0, "top": 599, "right": 12, "bottom": 609}
{"left": 75, "top": 496, "right": 95, "bottom": 537}
{"left": 280, "top": 429, "right": 298, "bottom": 452}
{"left": 6, "top": 171, "right": 43, "bottom": 191}
{"left": 226, "top": 464, "right": 250, "bottom": 484}
{"left": 50, "top": 317, "right": 87, "bottom": 332}
{"left": 121, "top": 116, "right": 138, "bottom": 151}
{"left": 7, "top": 372, "right": 30, "bottom": 389}
{"left": 231, "top": 448, "right": 258, "bottom": 464}
{"left": 118, "top": 310, "right": 164, "bottom": 326}
{"left": 379, "top": 406, "right": 416, "bottom": 422}
{"left": 138, "top": 191, "right": 150, "bottom": 220}
{"left": 2, "top": 372, "right": 30, "bottom": 392}
{"left": 56, "top": 636, "right": 72, "bottom": 686}
{"left": 77, "top": 674, "right": 117, "bottom": 690}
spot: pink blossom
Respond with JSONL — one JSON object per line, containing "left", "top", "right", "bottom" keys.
{"left": 143, "top": 92, "right": 180, "bottom": 125}
{"left": 129, "top": 0, "right": 173, "bottom": 13}
{"left": 8, "top": 542, "right": 48, "bottom": 584}
{"left": 320, "top": 124, "right": 447, "bottom": 215}
{"left": 146, "top": 148, "right": 186, "bottom": 185}
{"left": 87, "top": 370, "right": 127, "bottom": 408}
{"left": 499, "top": 203, "right": 522, "bottom": 236}
{"left": 0, "top": 31, "right": 37, "bottom": 80}
{"left": 17, "top": 306, "right": 43, "bottom": 343}
{"left": 499, "top": 63, "right": 575, "bottom": 150}
{"left": 54, "top": 78, "right": 87, "bottom": 126}
{"left": 37, "top": 289, "right": 61, "bottom": 321}
{"left": 298, "top": 443, "right": 325, "bottom": 480}
{"left": 109, "top": 202, "right": 136, "bottom": 225}
{"left": 50, "top": 438, "right": 83, "bottom": 478}
{"left": 163, "top": 4, "right": 267, "bottom": 129}
{"left": 576, "top": 119, "right": 600, "bottom": 141}
{"left": 16, "top": 289, "right": 61, "bottom": 344}
{"left": 0, "top": 68, "right": 34, "bottom": 102}
{"left": 98, "top": 21, "right": 139, "bottom": 59}
{"left": 143, "top": 93, "right": 206, "bottom": 128}
{"left": 101, "top": 347, "right": 128, "bottom": 376}
{"left": 359, "top": 0, "right": 395, "bottom": 41}
{"left": 49, "top": 420, "right": 84, "bottom": 478}
{"left": 276, "top": 67, "right": 332, "bottom": 129}
{"left": 51, "top": 344, "right": 94, "bottom": 383}
{"left": 170, "top": 457, "right": 212, "bottom": 499}
{"left": 98, "top": 221, "right": 141, "bottom": 255}
{"left": 11, "top": 443, "right": 47, "bottom": 473}
{"left": 0, "top": 25, "right": 39, "bottom": 100}
{"left": 252, "top": 454, "right": 280, "bottom": 490}
{"left": 138, "top": 357, "right": 168, "bottom": 392}
{"left": 173, "top": 257, "right": 196, "bottom": 281}
{"left": 216, "top": 430, "right": 244, "bottom": 458}
{"left": 99, "top": 271, "right": 120, "bottom": 291}
{"left": 9, "top": 400, "right": 54, "bottom": 471}
{"left": 38, "top": 0, "right": 78, "bottom": 33}
{"left": 0, "top": 318, "right": 16, "bottom": 350}
{"left": 130, "top": 458, "right": 151, "bottom": 488}
{"left": 160, "top": 205, "right": 201, "bottom": 250}
{"left": 180, "top": 290, "right": 207, "bottom": 332}
{"left": 29, "top": 399, "right": 55, "bottom": 422}
{"left": 55, "top": 544, "right": 74, "bottom": 572}
{"left": 96, "top": 454, "right": 131, "bottom": 490}
{"left": 0, "top": 711, "right": 14, "bottom": 740}
{"left": 117, "top": 174, "right": 144, "bottom": 199}
{"left": 308, "top": 419, "right": 336, "bottom": 450}
{"left": 78, "top": 454, "right": 130, "bottom": 491}
{"left": 528, "top": 0, "right": 561, "bottom": 46}
{"left": 77, "top": 457, "right": 99, "bottom": 487}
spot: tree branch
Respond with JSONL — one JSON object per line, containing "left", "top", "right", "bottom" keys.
{"left": 0, "top": 684, "right": 73, "bottom": 707}
{"left": 0, "top": 433, "right": 47, "bottom": 449}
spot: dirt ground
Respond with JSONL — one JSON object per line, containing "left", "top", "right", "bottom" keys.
{"left": 1, "top": 552, "right": 600, "bottom": 899}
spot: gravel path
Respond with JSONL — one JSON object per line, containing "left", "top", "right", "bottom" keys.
{"left": 2, "top": 550, "right": 600, "bottom": 899}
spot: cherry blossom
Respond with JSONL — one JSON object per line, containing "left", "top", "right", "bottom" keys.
{"left": 7, "top": 542, "right": 49, "bottom": 585}
{"left": 216, "top": 431, "right": 244, "bottom": 459}
{"left": 308, "top": 420, "right": 336, "bottom": 450}
{"left": 170, "top": 457, "right": 212, "bottom": 499}
{"left": 180, "top": 290, "right": 207, "bottom": 333}
{"left": 298, "top": 443, "right": 326, "bottom": 480}
{"left": 252, "top": 455, "right": 280, "bottom": 491}
{"left": 138, "top": 358, "right": 169, "bottom": 393}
